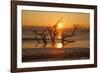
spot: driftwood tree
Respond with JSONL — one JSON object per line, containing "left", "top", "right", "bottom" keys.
{"left": 32, "top": 17, "right": 80, "bottom": 48}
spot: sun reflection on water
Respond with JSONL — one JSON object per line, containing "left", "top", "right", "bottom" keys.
{"left": 55, "top": 43, "right": 63, "bottom": 48}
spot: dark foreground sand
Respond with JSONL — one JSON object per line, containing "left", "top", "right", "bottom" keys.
{"left": 22, "top": 48, "right": 89, "bottom": 62}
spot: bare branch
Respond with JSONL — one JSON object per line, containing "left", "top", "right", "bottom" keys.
{"left": 33, "top": 30, "right": 40, "bottom": 43}
{"left": 61, "top": 24, "right": 80, "bottom": 45}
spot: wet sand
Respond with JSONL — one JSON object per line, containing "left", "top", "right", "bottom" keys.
{"left": 22, "top": 48, "right": 90, "bottom": 62}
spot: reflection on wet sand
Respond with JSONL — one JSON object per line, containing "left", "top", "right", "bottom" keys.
{"left": 22, "top": 48, "right": 89, "bottom": 62}
{"left": 55, "top": 43, "right": 63, "bottom": 48}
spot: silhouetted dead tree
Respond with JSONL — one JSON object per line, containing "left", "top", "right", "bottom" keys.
{"left": 31, "top": 17, "right": 80, "bottom": 48}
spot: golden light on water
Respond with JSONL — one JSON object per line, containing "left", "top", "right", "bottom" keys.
{"left": 55, "top": 43, "right": 63, "bottom": 48}
{"left": 57, "top": 32, "right": 62, "bottom": 39}
{"left": 58, "top": 35, "right": 62, "bottom": 39}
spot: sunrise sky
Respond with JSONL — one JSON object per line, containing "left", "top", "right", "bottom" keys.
{"left": 22, "top": 10, "right": 90, "bottom": 29}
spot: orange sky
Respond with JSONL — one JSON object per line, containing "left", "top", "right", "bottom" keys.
{"left": 22, "top": 10, "right": 90, "bottom": 29}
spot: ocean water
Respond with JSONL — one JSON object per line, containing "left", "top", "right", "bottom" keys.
{"left": 22, "top": 30, "right": 89, "bottom": 49}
